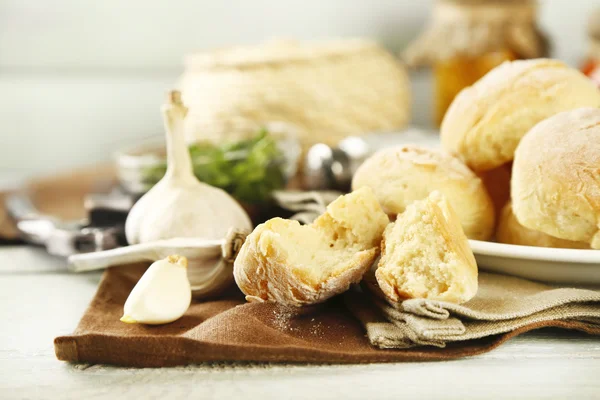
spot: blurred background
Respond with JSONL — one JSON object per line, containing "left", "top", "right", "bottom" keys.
{"left": 1, "top": 0, "right": 598, "bottom": 176}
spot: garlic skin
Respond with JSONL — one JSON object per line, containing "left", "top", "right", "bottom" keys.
{"left": 125, "top": 91, "right": 252, "bottom": 245}
{"left": 121, "top": 255, "right": 192, "bottom": 325}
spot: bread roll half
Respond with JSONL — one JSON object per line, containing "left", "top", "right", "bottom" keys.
{"left": 512, "top": 108, "right": 600, "bottom": 249}
{"left": 233, "top": 187, "right": 389, "bottom": 306}
{"left": 376, "top": 191, "right": 478, "bottom": 304}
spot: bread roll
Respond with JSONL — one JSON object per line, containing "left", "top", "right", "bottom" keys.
{"left": 233, "top": 187, "right": 389, "bottom": 306}
{"left": 497, "top": 202, "right": 589, "bottom": 249}
{"left": 351, "top": 145, "right": 494, "bottom": 240}
{"left": 512, "top": 108, "right": 600, "bottom": 249}
{"left": 376, "top": 191, "right": 478, "bottom": 304}
{"left": 441, "top": 59, "right": 600, "bottom": 172}
{"left": 477, "top": 162, "right": 512, "bottom": 219}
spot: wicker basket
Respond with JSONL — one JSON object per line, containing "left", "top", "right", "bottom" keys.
{"left": 180, "top": 39, "right": 411, "bottom": 150}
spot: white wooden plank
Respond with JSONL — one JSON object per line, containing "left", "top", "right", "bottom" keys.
{"left": 0, "top": 247, "right": 68, "bottom": 274}
{"left": 1, "top": 354, "right": 600, "bottom": 400}
{"left": 0, "top": 247, "right": 599, "bottom": 399}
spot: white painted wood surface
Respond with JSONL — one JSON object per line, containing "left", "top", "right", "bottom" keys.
{"left": 0, "top": 246, "right": 599, "bottom": 400}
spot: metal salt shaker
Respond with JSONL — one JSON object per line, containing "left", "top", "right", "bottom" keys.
{"left": 303, "top": 136, "right": 371, "bottom": 191}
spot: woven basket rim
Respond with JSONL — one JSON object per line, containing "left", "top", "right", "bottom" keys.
{"left": 183, "top": 38, "right": 386, "bottom": 70}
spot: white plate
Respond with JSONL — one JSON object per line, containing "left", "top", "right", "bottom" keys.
{"left": 469, "top": 240, "right": 600, "bottom": 285}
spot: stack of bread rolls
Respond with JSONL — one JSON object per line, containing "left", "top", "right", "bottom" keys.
{"left": 357, "top": 58, "right": 600, "bottom": 250}
{"left": 233, "top": 58, "right": 600, "bottom": 311}
{"left": 440, "top": 58, "right": 600, "bottom": 250}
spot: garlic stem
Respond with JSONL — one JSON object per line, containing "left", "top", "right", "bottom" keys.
{"left": 162, "top": 90, "right": 194, "bottom": 182}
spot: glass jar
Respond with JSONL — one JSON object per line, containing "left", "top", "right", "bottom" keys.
{"left": 115, "top": 123, "right": 301, "bottom": 206}
{"left": 434, "top": 50, "right": 517, "bottom": 125}
{"left": 403, "top": 0, "right": 547, "bottom": 126}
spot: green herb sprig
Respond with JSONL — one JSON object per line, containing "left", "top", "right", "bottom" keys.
{"left": 143, "top": 130, "right": 286, "bottom": 204}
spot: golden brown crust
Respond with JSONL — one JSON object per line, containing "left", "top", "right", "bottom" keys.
{"left": 234, "top": 222, "right": 378, "bottom": 306}
{"left": 496, "top": 203, "right": 589, "bottom": 249}
{"left": 352, "top": 145, "right": 495, "bottom": 240}
{"left": 511, "top": 108, "right": 600, "bottom": 249}
{"left": 233, "top": 188, "right": 389, "bottom": 307}
{"left": 441, "top": 59, "right": 600, "bottom": 171}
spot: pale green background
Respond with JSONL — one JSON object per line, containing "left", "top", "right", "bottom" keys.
{"left": 0, "top": 0, "right": 596, "bottom": 175}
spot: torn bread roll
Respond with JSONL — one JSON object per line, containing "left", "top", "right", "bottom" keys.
{"left": 352, "top": 145, "right": 494, "bottom": 240}
{"left": 376, "top": 191, "right": 478, "bottom": 304}
{"left": 233, "top": 187, "right": 389, "bottom": 306}
{"left": 441, "top": 59, "right": 600, "bottom": 172}
{"left": 497, "top": 202, "right": 589, "bottom": 249}
{"left": 512, "top": 107, "right": 600, "bottom": 249}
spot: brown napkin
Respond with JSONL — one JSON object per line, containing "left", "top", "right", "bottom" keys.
{"left": 54, "top": 264, "right": 600, "bottom": 367}
{"left": 347, "top": 272, "right": 600, "bottom": 349}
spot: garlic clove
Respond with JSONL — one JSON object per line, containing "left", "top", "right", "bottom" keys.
{"left": 121, "top": 254, "right": 192, "bottom": 325}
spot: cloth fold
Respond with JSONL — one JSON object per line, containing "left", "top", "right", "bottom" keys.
{"left": 346, "top": 271, "right": 600, "bottom": 349}
{"left": 54, "top": 264, "right": 600, "bottom": 366}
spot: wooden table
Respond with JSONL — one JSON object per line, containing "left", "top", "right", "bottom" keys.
{"left": 1, "top": 246, "right": 599, "bottom": 400}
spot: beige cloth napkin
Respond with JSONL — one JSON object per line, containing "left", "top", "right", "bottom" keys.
{"left": 272, "top": 190, "right": 343, "bottom": 224}
{"left": 345, "top": 272, "right": 600, "bottom": 349}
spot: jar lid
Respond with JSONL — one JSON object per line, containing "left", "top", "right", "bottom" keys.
{"left": 403, "top": 0, "right": 548, "bottom": 67}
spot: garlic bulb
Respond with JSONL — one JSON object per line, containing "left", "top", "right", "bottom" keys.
{"left": 121, "top": 255, "right": 192, "bottom": 325}
{"left": 125, "top": 90, "right": 252, "bottom": 245}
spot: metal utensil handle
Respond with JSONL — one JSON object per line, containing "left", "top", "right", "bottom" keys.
{"left": 5, "top": 192, "right": 59, "bottom": 244}
{"left": 5, "top": 192, "right": 50, "bottom": 221}
{"left": 68, "top": 237, "right": 227, "bottom": 272}
{"left": 68, "top": 243, "right": 156, "bottom": 272}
